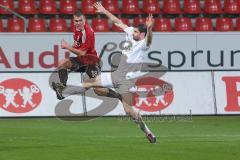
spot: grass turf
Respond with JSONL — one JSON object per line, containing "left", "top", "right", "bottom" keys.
{"left": 0, "top": 116, "right": 240, "bottom": 160}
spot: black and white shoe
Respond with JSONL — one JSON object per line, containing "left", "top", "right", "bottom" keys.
{"left": 52, "top": 82, "right": 65, "bottom": 100}
{"left": 146, "top": 132, "right": 157, "bottom": 144}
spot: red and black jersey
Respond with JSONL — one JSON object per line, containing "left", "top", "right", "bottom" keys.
{"left": 73, "top": 23, "right": 99, "bottom": 65}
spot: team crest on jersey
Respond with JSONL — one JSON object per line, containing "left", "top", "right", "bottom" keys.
{"left": 74, "top": 40, "right": 81, "bottom": 48}
{"left": 0, "top": 78, "right": 42, "bottom": 113}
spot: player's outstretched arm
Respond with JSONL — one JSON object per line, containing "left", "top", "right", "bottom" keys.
{"left": 61, "top": 39, "right": 86, "bottom": 56}
{"left": 145, "top": 14, "right": 154, "bottom": 47}
{"left": 94, "top": 2, "right": 128, "bottom": 30}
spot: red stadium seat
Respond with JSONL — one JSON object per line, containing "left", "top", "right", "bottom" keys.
{"left": 224, "top": 0, "right": 240, "bottom": 14}
{"left": 39, "top": 0, "right": 57, "bottom": 15}
{"left": 49, "top": 18, "right": 67, "bottom": 32}
{"left": 102, "top": 0, "right": 120, "bottom": 14}
{"left": 216, "top": 18, "right": 234, "bottom": 31}
{"left": 236, "top": 18, "right": 240, "bottom": 30}
{"left": 153, "top": 18, "right": 172, "bottom": 32}
{"left": 0, "top": 0, "right": 14, "bottom": 15}
{"left": 112, "top": 18, "right": 130, "bottom": 32}
{"left": 133, "top": 17, "right": 146, "bottom": 26}
{"left": 143, "top": 0, "right": 160, "bottom": 14}
{"left": 204, "top": 0, "right": 222, "bottom": 15}
{"left": 175, "top": 18, "right": 192, "bottom": 31}
{"left": 70, "top": 19, "right": 74, "bottom": 32}
{"left": 184, "top": 0, "right": 201, "bottom": 14}
{"left": 0, "top": 19, "right": 4, "bottom": 32}
{"left": 163, "top": 0, "right": 181, "bottom": 15}
{"left": 28, "top": 18, "right": 46, "bottom": 32}
{"left": 92, "top": 18, "right": 110, "bottom": 32}
{"left": 7, "top": 18, "right": 24, "bottom": 32}
{"left": 81, "top": 0, "right": 96, "bottom": 15}
{"left": 195, "top": 17, "right": 213, "bottom": 31}
{"left": 18, "top": 0, "right": 37, "bottom": 15}
{"left": 60, "top": 0, "right": 77, "bottom": 15}
{"left": 122, "top": 0, "right": 141, "bottom": 14}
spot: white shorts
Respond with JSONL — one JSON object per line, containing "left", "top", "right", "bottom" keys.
{"left": 100, "top": 72, "right": 114, "bottom": 88}
{"left": 100, "top": 71, "right": 137, "bottom": 94}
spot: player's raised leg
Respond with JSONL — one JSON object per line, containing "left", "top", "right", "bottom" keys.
{"left": 58, "top": 74, "right": 104, "bottom": 98}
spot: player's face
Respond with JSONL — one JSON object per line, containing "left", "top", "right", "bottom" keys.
{"left": 133, "top": 28, "right": 140, "bottom": 41}
{"left": 73, "top": 15, "right": 85, "bottom": 31}
{"left": 133, "top": 28, "right": 145, "bottom": 41}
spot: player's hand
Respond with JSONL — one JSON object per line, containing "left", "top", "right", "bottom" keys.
{"left": 94, "top": 2, "right": 106, "bottom": 14}
{"left": 146, "top": 14, "right": 154, "bottom": 29}
{"left": 61, "top": 39, "right": 70, "bottom": 49}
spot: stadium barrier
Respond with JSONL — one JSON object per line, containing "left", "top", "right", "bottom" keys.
{"left": 0, "top": 32, "right": 240, "bottom": 117}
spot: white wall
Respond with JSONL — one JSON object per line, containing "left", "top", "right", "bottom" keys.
{"left": 0, "top": 33, "right": 240, "bottom": 117}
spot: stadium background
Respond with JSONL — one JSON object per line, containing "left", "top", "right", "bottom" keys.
{"left": 1, "top": 1, "right": 240, "bottom": 160}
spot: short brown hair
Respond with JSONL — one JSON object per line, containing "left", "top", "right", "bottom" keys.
{"left": 74, "top": 11, "right": 84, "bottom": 17}
{"left": 136, "top": 24, "right": 147, "bottom": 36}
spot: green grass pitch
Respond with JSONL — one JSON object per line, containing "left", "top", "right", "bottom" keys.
{"left": 0, "top": 116, "right": 240, "bottom": 160}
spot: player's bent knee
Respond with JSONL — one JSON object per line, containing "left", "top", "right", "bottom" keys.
{"left": 93, "top": 88, "right": 108, "bottom": 96}
{"left": 58, "top": 59, "right": 72, "bottom": 69}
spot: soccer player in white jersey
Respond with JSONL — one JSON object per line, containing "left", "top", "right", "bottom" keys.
{"left": 53, "top": 2, "right": 156, "bottom": 143}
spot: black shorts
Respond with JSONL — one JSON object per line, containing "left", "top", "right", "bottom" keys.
{"left": 69, "top": 57, "right": 101, "bottom": 78}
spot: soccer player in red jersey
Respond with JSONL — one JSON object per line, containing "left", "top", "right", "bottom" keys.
{"left": 52, "top": 11, "right": 121, "bottom": 100}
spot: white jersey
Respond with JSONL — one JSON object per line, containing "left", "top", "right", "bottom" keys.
{"left": 100, "top": 27, "right": 150, "bottom": 88}
{"left": 113, "top": 26, "right": 150, "bottom": 80}
{"left": 122, "top": 27, "right": 149, "bottom": 63}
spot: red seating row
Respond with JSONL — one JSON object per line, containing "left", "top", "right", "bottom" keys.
{"left": 94, "top": 17, "right": 240, "bottom": 31}
{"left": 0, "top": 18, "right": 67, "bottom": 32}
{"left": 1, "top": 17, "right": 240, "bottom": 32}
{"left": 1, "top": 0, "right": 240, "bottom": 15}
